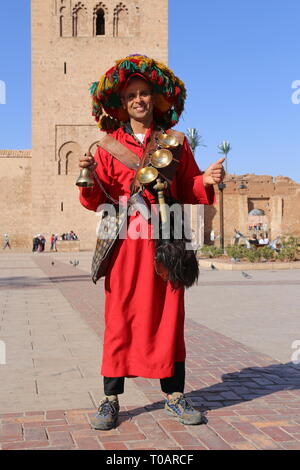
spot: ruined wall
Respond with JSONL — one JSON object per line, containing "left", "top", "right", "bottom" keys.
{"left": 205, "top": 174, "right": 300, "bottom": 246}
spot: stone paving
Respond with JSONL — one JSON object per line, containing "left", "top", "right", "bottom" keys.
{"left": 1, "top": 252, "right": 300, "bottom": 450}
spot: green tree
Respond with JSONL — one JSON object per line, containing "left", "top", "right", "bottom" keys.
{"left": 186, "top": 128, "right": 206, "bottom": 155}
{"left": 218, "top": 140, "right": 231, "bottom": 173}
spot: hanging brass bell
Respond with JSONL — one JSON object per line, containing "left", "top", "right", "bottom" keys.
{"left": 75, "top": 168, "right": 95, "bottom": 187}
{"left": 157, "top": 133, "right": 179, "bottom": 149}
{"left": 151, "top": 149, "right": 173, "bottom": 168}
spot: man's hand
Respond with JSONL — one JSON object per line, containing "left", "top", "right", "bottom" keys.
{"left": 203, "top": 157, "right": 225, "bottom": 187}
{"left": 79, "top": 152, "right": 98, "bottom": 172}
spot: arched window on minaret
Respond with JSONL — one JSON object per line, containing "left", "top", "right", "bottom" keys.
{"left": 59, "top": 5, "right": 66, "bottom": 36}
{"left": 60, "top": 15, "right": 63, "bottom": 36}
{"left": 93, "top": 3, "right": 107, "bottom": 36}
{"left": 113, "top": 3, "right": 129, "bottom": 37}
{"left": 65, "top": 151, "right": 71, "bottom": 175}
{"left": 58, "top": 142, "right": 80, "bottom": 175}
{"left": 96, "top": 9, "right": 105, "bottom": 35}
{"left": 72, "top": 2, "right": 88, "bottom": 37}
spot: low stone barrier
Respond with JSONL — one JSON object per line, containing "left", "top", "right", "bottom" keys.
{"left": 198, "top": 258, "right": 300, "bottom": 270}
{"left": 55, "top": 240, "right": 80, "bottom": 252}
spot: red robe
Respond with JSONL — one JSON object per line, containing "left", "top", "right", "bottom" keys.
{"left": 79, "top": 126, "right": 215, "bottom": 379}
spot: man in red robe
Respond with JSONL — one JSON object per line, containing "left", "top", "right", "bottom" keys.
{"left": 78, "top": 55, "right": 225, "bottom": 430}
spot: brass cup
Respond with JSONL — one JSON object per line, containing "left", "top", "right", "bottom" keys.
{"left": 157, "top": 133, "right": 179, "bottom": 148}
{"left": 151, "top": 149, "right": 173, "bottom": 168}
{"left": 136, "top": 166, "right": 158, "bottom": 184}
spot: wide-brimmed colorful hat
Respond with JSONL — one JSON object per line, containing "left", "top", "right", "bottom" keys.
{"left": 90, "top": 54, "right": 186, "bottom": 133}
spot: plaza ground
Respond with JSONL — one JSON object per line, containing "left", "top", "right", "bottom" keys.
{"left": 0, "top": 251, "right": 300, "bottom": 450}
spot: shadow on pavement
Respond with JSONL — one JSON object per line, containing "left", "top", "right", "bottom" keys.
{"left": 0, "top": 275, "right": 91, "bottom": 289}
{"left": 117, "top": 362, "right": 300, "bottom": 423}
{"left": 186, "top": 361, "right": 300, "bottom": 411}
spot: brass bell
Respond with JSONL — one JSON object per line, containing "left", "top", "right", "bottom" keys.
{"left": 151, "top": 149, "right": 173, "bottom": 168}
{"left": 136, "top": 166, "right": 158, "bottom": 185}
{"left": 157, "top": 133, "right": 179, "bottom": 149}
{"left": 76, "top": 168, "right": 95, "bottom": 187}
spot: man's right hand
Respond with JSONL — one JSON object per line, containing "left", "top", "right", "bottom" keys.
{"left": 79, "top": 152, "right": 98, "bottom": 172}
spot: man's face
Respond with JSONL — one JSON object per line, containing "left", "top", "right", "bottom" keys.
{"left": 121, "top": 78, "right": 154, "bottom": 123}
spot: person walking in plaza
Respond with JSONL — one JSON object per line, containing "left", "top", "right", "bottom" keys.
{"left": 78, "top": 55, "right": 225, "bottom": 430}
{"left": 2, "top": 234, "right": 11, "bottom": 250}
{"left": 50, "top": 233, "right": 58, "bottom": 251}
{"left": 50, "top": 234, "right": 55, "bottom": 251}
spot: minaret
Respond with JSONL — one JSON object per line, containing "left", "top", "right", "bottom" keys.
{"left": 31, "top": 0, "right": 168, "bottom": 249}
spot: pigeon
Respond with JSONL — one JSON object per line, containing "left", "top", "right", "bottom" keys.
{"left": 70, "top": 259, "right": 79, "bottom": 267}
{"left": 210, "top": 263, "right": 218, "bottom": 270}
{"left": 241, "top": 271, "right": 252, "bottom": 279}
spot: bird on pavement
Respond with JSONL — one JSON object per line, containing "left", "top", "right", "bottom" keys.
{"left": 210, "top": 263, "right": 218, "bottom": 270}
{"left": 70, "top": 259, "right": 79, "bottom": 267}
{"left": 241, "top": 271, "right": 252, "bottom": 279}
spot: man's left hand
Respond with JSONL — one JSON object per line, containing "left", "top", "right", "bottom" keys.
{"left": 203, "top": 157, "right": 226, "bottom": 186}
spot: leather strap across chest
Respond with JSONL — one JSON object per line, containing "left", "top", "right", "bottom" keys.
{"left": 97, "top": 129, "right": 184, "bottom": 168}
{"left": 96, "top": 132, "right": 140, "bottom": 170}
{"left": 96, "top": 129, "right": 185, "bottom": 192}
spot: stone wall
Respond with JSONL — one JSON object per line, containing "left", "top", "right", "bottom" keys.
{"left": 0, "top": 151, "right": 32, "bottom": 248}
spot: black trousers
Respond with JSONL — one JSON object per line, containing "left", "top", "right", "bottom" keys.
{"left": 104, "top": 362, "right": 185, "bottom": 396}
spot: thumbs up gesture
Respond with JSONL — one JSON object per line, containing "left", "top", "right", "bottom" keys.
{"left": 203, "top": 157, "right": 226, "bottom": 186}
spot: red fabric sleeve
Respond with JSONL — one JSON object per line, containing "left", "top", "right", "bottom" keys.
{"left": 175, "top": 138, "right": 216, "bottom": 205}
{"left": 78, "top": 147, "right": 112, "bottom": 212}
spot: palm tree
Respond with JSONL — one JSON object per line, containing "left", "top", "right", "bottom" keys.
{"left": 218, "top": 140, "right": 231, "bottom": 173}
{"left": 186, "top": 128, "right": 206, "bottom": 155}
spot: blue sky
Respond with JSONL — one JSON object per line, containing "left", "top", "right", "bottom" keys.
{"left": 0, "top": 1, "right": 299, "bottom": 182}
{"left": 170, "top": 0, "right": 300, "bottom": 181}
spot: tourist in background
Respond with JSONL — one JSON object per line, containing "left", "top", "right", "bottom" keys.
{"left": 3, "top": 234, "right": 11, "bottom": 250}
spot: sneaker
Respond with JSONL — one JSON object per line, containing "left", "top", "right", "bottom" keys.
{"left": 165, "top": 392, "right": 205, "bottom": 425}
{"left": 91, "top": 396, "right": 119, "bottom": 430}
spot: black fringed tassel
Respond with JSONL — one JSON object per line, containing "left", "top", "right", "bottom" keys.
{"left": 154, "top": 196, "right": 199, "bottom": 290}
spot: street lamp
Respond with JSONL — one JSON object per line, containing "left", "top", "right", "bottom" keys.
{"left": 217, "top": 140, "right": 231, "bottom": 252}
{"left": 218, "top": 182, "right": 226, "bottom": 252}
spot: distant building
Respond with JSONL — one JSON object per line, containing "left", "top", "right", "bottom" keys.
{"left": 204, "top": 174, "right": 300, "bottom": 246}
